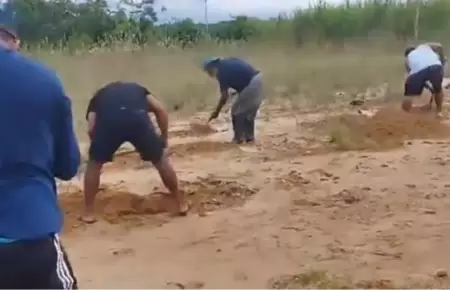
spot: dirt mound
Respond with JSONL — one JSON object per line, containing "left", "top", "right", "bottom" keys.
{"left": 59, "top": 177, "right": 256, "bottom": 233}
{"left": 59, "top": 182, "right": 169, "bottom": 233}
{"left": 325, "top": 108, "right": 450, "bottom": 150}
{"left": 170, "top": 122, "right": 217, "bottom": 138}
{"left": 170, "top": 141, "right": 235, "bottom": 157}
{"left": 104, "top": 150, "right": 142, "bottom": 171}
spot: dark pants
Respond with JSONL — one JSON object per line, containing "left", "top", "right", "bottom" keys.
{"left": 231, "top": 73, "right": 263, "bottom": 143}
{"left": 232, "top": 107, "right": 258, "bottom": 142}
{"left": 89, "top": 109, "right": 164, "bottom": 164}
{"left": 405, "top": 64, "right": 443, "bottom": 96}
{"left": 0, "top": 235, "right": 77, "bottom": 289}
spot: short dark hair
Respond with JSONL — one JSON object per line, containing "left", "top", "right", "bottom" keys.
{"left": 0, "top": 26, "right": 17, "bottom": 41}
{"left": 404, "top": 45, "right": 416, "bottom": 57}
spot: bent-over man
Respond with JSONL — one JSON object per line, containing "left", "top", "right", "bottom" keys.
{"left": 202, "top": 57, "right": 263, "bottom": 143}
{"left": 403, "top": 43, "right": 444, "bottom": 117}
{"left": 82, "top": 81, "right": 188, "bottom": 223}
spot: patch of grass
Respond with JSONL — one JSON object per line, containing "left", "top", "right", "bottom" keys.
{"left": 269, "top": 269, "right": 450, "bottom": 289}
{"left": 29, "top": 41, "right": 407, "bottom": 142}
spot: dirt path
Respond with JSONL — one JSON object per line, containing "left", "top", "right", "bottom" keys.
{"left": 58, "top": 105, "right": 450, "bottom": 288}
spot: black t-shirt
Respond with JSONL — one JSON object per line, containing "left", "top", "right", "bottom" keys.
{"left": 86, "top": 81, "right": 151, "bottom": 120}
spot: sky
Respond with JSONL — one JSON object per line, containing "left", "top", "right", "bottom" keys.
{"left": 115, "top": 0, "right": 343, "bottom": 23}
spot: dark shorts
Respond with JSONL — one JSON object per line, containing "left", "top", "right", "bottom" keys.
{"left": 0, "top": 235, "right": 77, "bottom": 289}
{"left": 89, "top": 110, "right": 164, "bottom": 164}
{"left": 405, "top": 64, "right": 443, "bottom": 96}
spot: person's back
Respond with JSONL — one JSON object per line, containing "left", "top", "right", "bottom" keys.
{"left": 217, "top": 58, "right": 258, "bottom": 93}
{"left": 90, "top": 81, "right": 150, "bottom": 121}
{"left": 0, "top": 26, "right": 79, "bottom": 289}
{"left": 407, "top": 44, "right": 441, "bottom": 75}
{"left": 0, "top": 48, "right": 79, "bottom": 239}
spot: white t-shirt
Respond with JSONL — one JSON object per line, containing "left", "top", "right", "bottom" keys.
{"left": 407, "top": 44, "right": 441, "bottom": 75}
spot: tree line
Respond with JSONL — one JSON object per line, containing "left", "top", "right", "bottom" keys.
{"left": 2, "top": 0, "right": 450, "bottom": 49}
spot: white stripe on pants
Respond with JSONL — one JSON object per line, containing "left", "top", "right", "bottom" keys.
{"left": 53, "top": 234, "right": 75, "bottom": 289}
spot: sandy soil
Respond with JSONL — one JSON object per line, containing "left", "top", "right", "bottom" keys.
{"left": 58, "top": 100, "right": 450, "bottom": 288}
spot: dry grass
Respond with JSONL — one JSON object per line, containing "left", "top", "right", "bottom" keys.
{"left": 269, "top": 269, "right": 450, "bottom": 289}
{"left": 29, "top": 42, "right": 408, "bottom": 141}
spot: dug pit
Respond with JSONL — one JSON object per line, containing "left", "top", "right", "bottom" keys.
{"left": 323, "top": 107, "right": 450, "bottom": 151}
{"left": 59, "top": 177, "right": 256, "bottom": 233}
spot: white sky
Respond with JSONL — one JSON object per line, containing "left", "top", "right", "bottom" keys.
{"left": 114, "top": 0, "right": 344, "bottom": 23}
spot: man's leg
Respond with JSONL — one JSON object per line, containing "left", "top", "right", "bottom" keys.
{"left": 244, "top": 106, "right": 259, "bottom": 143}
{"left": 0, "top": 235, "right": 77, "bottom": 289}
{"left": 231, "top": 113, "right": 245, "bottom": 143}
{"left": 129, "top": 123, "right": 188, "bottom": 215}
{"left": 402, "top": 71, "right": 425, "bottom": 113}
{"left": 237, "top": 73, "right": 263, "bottom": 143}
{"left": 429, "top": 65, "right": 445, "bottom": 116}
{"left": 83, "top": 125, "right": 123, "bottom": 223}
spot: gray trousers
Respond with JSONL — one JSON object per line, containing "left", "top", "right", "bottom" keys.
{"left": 230, "top": 73, "right": 263, "bottom": 142}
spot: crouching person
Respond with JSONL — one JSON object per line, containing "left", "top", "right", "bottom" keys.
{"left": 403, "top": 44, "right": 444, "bottom": 117}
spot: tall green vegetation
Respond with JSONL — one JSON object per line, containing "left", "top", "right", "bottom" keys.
{"left": 3, "top": 0, "right": 450, "bottom": 50}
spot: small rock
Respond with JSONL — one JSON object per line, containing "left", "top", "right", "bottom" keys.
{"left": 405, "top": 184, "right": 417, "bottom": 189}
{"left": 435, "top": 268, "right": 448, "bottom": 278}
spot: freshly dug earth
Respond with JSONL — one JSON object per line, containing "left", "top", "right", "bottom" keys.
{"left": 170, "top": 122, "right": 217, "bottom": 138}
{"left": 325, "top": 108, "right": 450, "bottom": 150}
{"left": 59, "top": 177, "right": 257, "bottom": 233}
{"left": 169, "top": 141, "right": 236, "bottom": 157}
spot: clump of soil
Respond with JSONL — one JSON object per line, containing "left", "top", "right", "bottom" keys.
{"left": 59, "top": 177, "right": 257, "bottom": 233}
{"left": 325, "top": 107, "right": 450, "bottom": 151}
{"left": 276, "top": 170, "right": 312, "bottom": 190}
{"left": 180, "top": 177, "right": 257, "bottom": 213}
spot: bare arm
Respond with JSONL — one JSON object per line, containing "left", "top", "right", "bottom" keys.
{"left": 147, "top": 94, "right": 169, "bottom": 147}
{"left": 87, "top": 112, "right": 96, "bottom": 135}
{"left": 404, "top": 59, "right": 410, "bottom": 74}
{"left": 215, "top": 90, "right": 228, "bottom": 115}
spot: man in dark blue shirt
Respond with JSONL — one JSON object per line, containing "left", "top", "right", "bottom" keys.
{"left": 0, "top": 27, "right": 80, "bottom": 289}
{"left": 202, "top": 57, "right": 263, "bottom": 143}
{"left": 82, "top": 81, "right": 188, "bottom": 223}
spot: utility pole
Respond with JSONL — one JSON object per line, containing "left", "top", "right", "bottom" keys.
{"left": 204, "top": 0, "right": 209, "bottom": 34}
{"left": 414, "top": 0, "right": 422, "bottom": 41}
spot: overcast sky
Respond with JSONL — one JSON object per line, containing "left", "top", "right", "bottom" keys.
{"left": 116, "top": 0, "right": 344, "bottom": 23}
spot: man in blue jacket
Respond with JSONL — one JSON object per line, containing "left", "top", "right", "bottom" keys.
{"left": 0, "top": 26, "right": 80, "bottom": 289}
{"left": 202, "top": 57, "right": 263, "bottom": 144}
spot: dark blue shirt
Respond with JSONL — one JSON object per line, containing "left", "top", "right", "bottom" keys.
{"left": 0, "top": 48, "right": 80, "bottom": 240}
{"left": 216, "top": 58, "right": 259, "bottom": 93}
{"left": 86, "top": 81, "right": 151, "bottom": 121}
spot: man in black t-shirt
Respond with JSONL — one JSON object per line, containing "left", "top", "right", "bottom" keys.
{"left": 82, "top": 81, "right": 188, "bottom": 223}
